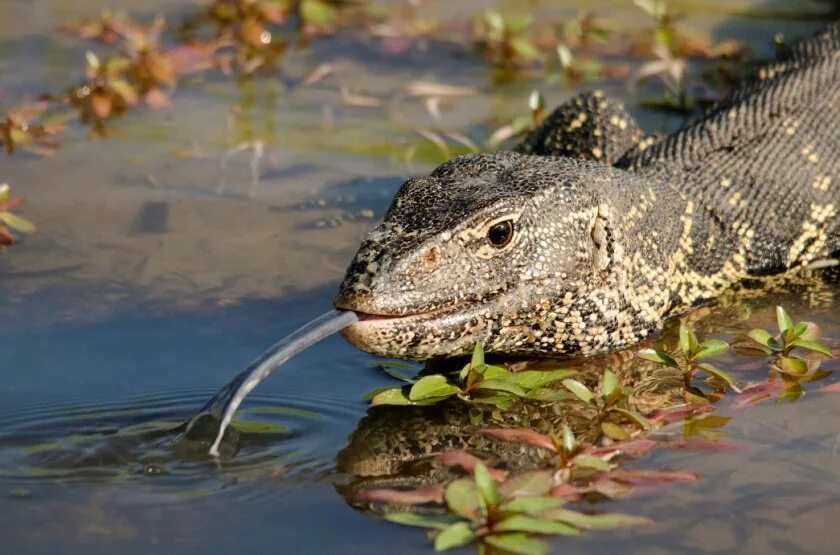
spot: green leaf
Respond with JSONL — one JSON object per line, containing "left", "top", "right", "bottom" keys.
{"left": 469, "top": 392, "right": 515, "bottom": 410}
{"left": 445, "top": 478, "right": 480, "bottom": 519}
{"left": 0, "top": 212, "right": 35, "bottom": 233}
{"left": 508, "top": 13, "right": 532, "bottom": 33}
{"left": 0, "top": 183, "right": 10, "bottom": 203}
{"left": 370, "top": 388, "right": 413, "bottom": 406}
{"left": 498, "top": 471, "right": 552, "bottom": 498}
{"left": 696, "top": 339, "right": 729, "bottom": 360}
{"left": 474, "top": 379, "right": 527, "bottom": 396}
{"left": 747, "top": 329, "right": 783, "bottom": 351}
{"left": 637, "top": 349, "right": 679, "bottom": 368}
{"left": 499, "top": 496, "right": 565, "bottom": 515}
{"left": 385, "top": 512, "right": 461, "bottom": 530}
{"left": 434, "top": 522, "right": 475, "bottom": 551}
{"left": 105, "top": 55, "right": 131, "bottom": 74}
{"left": 471, "top": 342, "right": 485, "bottom": 369}
{"left": 370, "top": 361, "right": 419, "bottom": 382}
{"left": 600, "top": 421, "right": 630, "bottom": 441}
{"left": 483, "top": 365, "right": 515, "bottom": 380}
{"left": 495, "top": 515, "right": 579, "bottom": 535}
{"left": 572, "top": 454, "right": 611, "bottom": 471}
{"left": 409, "top": 375, "right": 461, "bottom": 401}
{"left": 679, "top": 324, "right": 699, "bottom": 358}
{"left": 778, "top": 382, "right": 805, "bottom": 403}
{"left": 791, "top": 339, "right": 834, "bottom": 357}
{"left": 562, "top": 379, "right": 594, "bottom": 403}
{"left": 510, "top": 38, "right": 542, "bottom": 61}
{"left": 684, "top": 387, "right": 710, "bottom": 404}
{"left": 524, "top": 388, "right": 569, "bottom": 402}
{"left": 484, "top": 534, "right": 548, "bottom": 555}
{"left": 474, "top": 462, "right": 502, "bottom": 509}
{"left": 301, "top": 0, "right": 338, "bottom": 25}
{"left": 363, "top": 387, "right": 391, "bottom": 401}
{"left": 109, "top": 79, "right": 139, "bottom": 105}
{"left": 696, "top": 363, "right": 741, "bottom": 392}
{"left": 797, "top": 322, "right": 821, "bottom": 341}
{"left": 776, "top": 306, "right": 794, "bottom": 335}
{"left": 610, "top": 408, "right": 652, "bottom": 430}
{"left": 544, "top": 508, "right": 652, "bottom": 529}
{"left": 778, "top": 356, "right": 808, "bottom": 376}
{"left": 602, "top": 370, "right": 619, "bottom": 400}
{"left": 508, "top": 369, "right": 576, "bottom": 389}
{"left": 483, "top": 10, "right": 505, "bottom": 33}
{"left": 528, "top": 90, "right": 544, "bottom": 113}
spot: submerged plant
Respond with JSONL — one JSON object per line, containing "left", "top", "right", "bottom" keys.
{"left": 638, "top": 323, "right": 738, "bottom": 400}
{"left": 369, "top": 344, "right": 574, "bottom": 409}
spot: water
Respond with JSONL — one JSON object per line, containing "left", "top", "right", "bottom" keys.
{"left": 1, "top": 1, "right": 839, "bottom": 553}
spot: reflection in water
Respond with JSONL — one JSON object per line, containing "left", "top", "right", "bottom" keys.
{"left": 334, "top": 271, "right": 840, "bottom": 525}
{"left": 335, "top": 352, "right": 680, "bottom": 510}
{"left": 0, "top": 275, "right": 838, "bottom": 553}
{"left": 0, "top": 389, "right": 347, "bottom": 501}
{"left": 1, "top": 2, "right": 839, "bottom": 551}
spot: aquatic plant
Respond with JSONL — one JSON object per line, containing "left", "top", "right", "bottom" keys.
{"left": 383, "top": 461, "right": 650, "bottom": 553}
{"left": 560, "top": 370, "right": 652, "bottom": 440}
{"left": 473, "top": 10, "right": 542, "bottom": 69}
{"left": 638, "top": 323, "right": 738, "bottom": 400}
{"left": 369, "top": 343, "right": 574, "bottom": 409}
{"left": 0, "top": 184, "right": 35, "bottom": 252}
{"left": 746, "top": 306, "right": 833, "bottom": 376}
{"left": 0, "top": 102, "right": 68, "bottom": 156}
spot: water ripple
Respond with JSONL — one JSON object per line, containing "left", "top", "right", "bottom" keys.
{"left": 0, "top": 388, "right": 364, "bottom": 505}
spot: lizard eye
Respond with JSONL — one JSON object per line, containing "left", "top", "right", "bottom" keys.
{"left": 487, "top": 220, "right": 514, "bottom": 247}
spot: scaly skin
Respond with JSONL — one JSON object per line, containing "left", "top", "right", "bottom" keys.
{"left": 334, "top": 24, "right": 840, "bottom": 361}
{"left": 515, "top": 90, "right": 646, "bottom": 164}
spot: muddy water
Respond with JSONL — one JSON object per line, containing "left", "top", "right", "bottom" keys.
{"left": 1, "top": 1, "right": 839, "bottom": 553}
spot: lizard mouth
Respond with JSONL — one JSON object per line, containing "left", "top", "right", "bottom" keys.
{"left": 351, "top": 301, "right": 468, "bottom": 323}
{"left": 334, "top": 292, "right": 502, "bottom": 359}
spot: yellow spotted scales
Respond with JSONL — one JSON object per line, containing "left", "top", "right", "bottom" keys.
{"left": 334, "top": 24, "right": 840, "bottom": 360}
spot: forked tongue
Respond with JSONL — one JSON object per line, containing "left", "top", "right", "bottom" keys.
{"left": 187, "top": 309, "right": 359, "bottom": 457}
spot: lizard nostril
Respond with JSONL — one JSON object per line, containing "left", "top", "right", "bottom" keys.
{"left": 423, "top": 246, "right": 441, "bottom": 269}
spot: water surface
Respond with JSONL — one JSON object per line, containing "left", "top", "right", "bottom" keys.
{"left": 1, "top": 1, "right": 838, "bottom": 553}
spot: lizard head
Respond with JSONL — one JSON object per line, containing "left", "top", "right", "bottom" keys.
{"left": 334, "top": 152, "right": 655, "bottom": 360}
